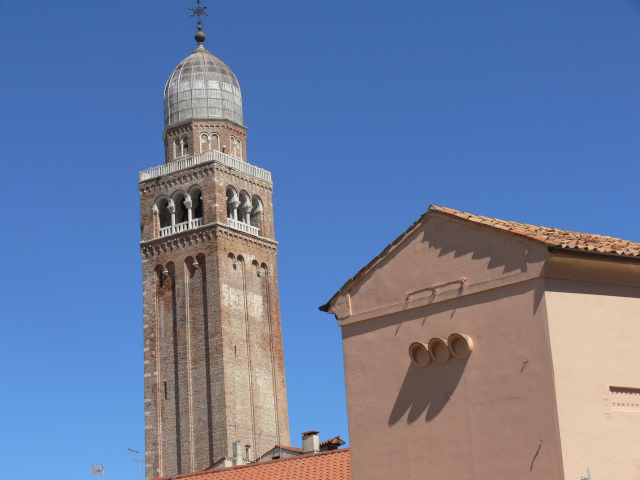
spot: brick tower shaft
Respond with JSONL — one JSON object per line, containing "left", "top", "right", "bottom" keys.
{"left": 139, "top": 31, "right": 289, "bottom": 479}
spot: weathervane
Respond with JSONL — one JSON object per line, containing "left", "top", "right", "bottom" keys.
{"left": 189, "top": 0, "right": 209, "bottom": 28}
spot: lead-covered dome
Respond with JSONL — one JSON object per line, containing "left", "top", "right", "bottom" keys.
{"left": 164, "top": 44, "right": 243, "bottom": 126}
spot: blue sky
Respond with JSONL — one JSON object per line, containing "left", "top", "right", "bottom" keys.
{"left": 0, "top": 1, "right": 639, "bottom": 479}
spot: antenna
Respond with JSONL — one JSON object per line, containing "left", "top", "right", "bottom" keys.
{"left": 128, "top": 448, "right": 144, "bottom": 480}
{"left": 91, "top": 463, "right": 104, "bottom": 479}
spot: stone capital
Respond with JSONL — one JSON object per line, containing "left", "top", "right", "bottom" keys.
{"left": 228, "top": 193, "right": 240, "bottom": 209}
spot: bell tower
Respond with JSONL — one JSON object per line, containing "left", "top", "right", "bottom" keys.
{"left": 139, "top": 14, "right": 290, "bottom": 479}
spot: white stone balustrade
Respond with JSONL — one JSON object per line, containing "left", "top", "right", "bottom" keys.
{"left": 159, "top": 217, "right": 258, "bottom": 238}
{"left": 139, "top": 150, "right": 272, "bottom": 183}
{"left": 174, "top": 221, "right": 190, "bottom": 234}
{"left": 159, "top": 217, "right": 204, "bottom": 237}
{"left": 228, "top": 218, "right": 259, "bottom": 236}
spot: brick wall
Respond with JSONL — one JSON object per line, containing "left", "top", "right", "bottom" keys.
{"left": 163, "top": 121, "right": 248, "bottom": 163}
{"left": 140, "top": 122, "right": 289, "bottom": 478}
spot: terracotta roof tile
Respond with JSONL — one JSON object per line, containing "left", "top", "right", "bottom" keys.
{"left": 154, "top": 449, "right": 351, "bottom": 480}
{"left": 429, "top": 206, "right": 640, "bottom": 257}
{"left": 274, "top": 445, "right": 303, "bottom": 453}
{"left": 320, "top": 436, "right": 345, "bottom": 447}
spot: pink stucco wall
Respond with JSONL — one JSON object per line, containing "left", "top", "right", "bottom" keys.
{"left": 545, "top": 256, "right": 640, "bottom": 479}
{"left": 331, "top": 214, "right": 566, "bottom": 479}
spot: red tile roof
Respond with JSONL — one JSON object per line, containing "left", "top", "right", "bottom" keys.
{"left": 320, "top": 205, "right": 640, "bottom": 312}
{"left": 154, "top": 449, "right": 351, "bottom": 480}
{"left": 430, "top": 206, "right": 640, "bottom": 257}
{"left": 273, "top": 445, "right": 303, "bottom": 453}
{"left": 320, "top": 436, "right": 346, "bottom": 449}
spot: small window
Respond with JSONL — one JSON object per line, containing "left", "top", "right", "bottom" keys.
{"left": 181, "top": 136, "right": 189, "bottom": 156}
{"left": 200, "top": 133, "right": 210, "bottom": 152}
{"left": 210, "top": 133, "right": 220, "bottom": 151}
{"left": 232, "top": 137, "right": 242, "bottom": 159}
{"left": 175, "top": 136, "right": 189, "bottom": 158}
{"left": 174, "top": 138, "right": 181, "bottom": 158}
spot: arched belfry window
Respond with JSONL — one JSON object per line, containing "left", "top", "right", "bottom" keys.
{"left": 189, "top": 187, "right": 203, "bottom": 220}
{"left": 225, "top": 187, "right": 260, "bottom": 237}
{"left": 174, "top": 193, "right": 187, "bottom": 223}
{"left": 157, "top": 198, "right": 171, "bottom": 229}
{"left": 156, "top": 197, "right": 174, "bottom": 237}
{"left": 155, "top": 188, "right": 204, "bottom": 238}
{"left": 251, "top": 195, "right": 263, "bottom": 230}
{"left": 171, "top": 192, "right": 188, "bottom": 233}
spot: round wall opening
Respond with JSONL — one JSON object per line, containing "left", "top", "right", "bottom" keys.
{"left": 448, "top": 333, "right": 473, "bottom": 359}
{"left": 428, "top": 338, "right": 450, "bottom": 364}
{"left": 408, "top": 342, "right": 430, "bottom": 368}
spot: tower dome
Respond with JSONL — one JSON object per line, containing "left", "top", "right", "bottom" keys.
{"left": 164, "top": 42, "right": 243, "bottom": 127}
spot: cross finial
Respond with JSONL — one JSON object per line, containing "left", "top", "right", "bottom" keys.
{"left": 189, "top": 0, "right": 209, "bottom": 28}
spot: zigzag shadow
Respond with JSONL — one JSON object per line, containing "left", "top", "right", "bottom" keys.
{"left": 389, "top": 357, "right": 468, "bottom": 425}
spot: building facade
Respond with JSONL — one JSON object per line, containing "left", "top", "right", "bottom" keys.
{"left": 321, "top": 206, "right": 640, "bottom": 480}
{"left": 139, "top": 27, "right": 290, "bottom": 479}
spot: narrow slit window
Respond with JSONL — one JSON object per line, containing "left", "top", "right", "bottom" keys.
{"left": 164, "top": 381, "right": 168, "bottom": 399}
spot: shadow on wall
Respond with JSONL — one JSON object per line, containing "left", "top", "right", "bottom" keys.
{"left": 388, "top": 358, "right": 468, "bottom": 425}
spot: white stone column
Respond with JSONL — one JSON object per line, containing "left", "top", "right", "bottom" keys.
{"left": 229, "top": 193, "right": 240, "bottom": 222}
{"left": 168, "top": 199, "right": 176, "bottom": 233}
{"left": 241, "top": 204, "right": 252, "bottom": 224}
{"left": 184, "top": 194, "right": 193, "bottom": 228}
{"left": 153, "top": 204, "right": 159, "bottom": 236}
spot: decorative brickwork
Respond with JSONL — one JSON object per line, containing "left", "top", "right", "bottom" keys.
{"left": 141, "top": 109, "right": 289, "bottom": 478}
{"left": 163, "top": 121, "right": 248, "bottom": 164}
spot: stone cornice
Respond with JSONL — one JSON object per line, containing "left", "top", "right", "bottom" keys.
{"left": 139, "top": 150, "right": 272, "bottom": 186}
{"left": 140, "top": 221, "right": 278, "bottom": 258}
{"left": 138, "top": 163, "right": 273, "bottom": 196}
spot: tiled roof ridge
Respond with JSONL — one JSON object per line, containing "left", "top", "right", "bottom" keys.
{"left": 154, "top": 448, "right": 350, "bottom": 480}
{"left": 320, "top": 435, "right": 344, "bottom": 446}
{"left": 430, "top": 205, "right": 640, "bottom": 257}
{"left": 273, "top": 444, "right": 303, "bottom": 452}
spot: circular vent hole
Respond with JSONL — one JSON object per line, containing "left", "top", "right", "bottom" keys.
{"left": 448, "top": 333, "right": 473, "bottom": 359}
{"left": 428, "top": 338, "right": 451, "bottom": 364}
{"left": 408, "top": 342, "right": 430, "bottom": 368}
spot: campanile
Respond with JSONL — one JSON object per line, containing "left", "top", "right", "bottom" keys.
{"left": 138, "top": 21, "right": 290, "bottom": 479}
